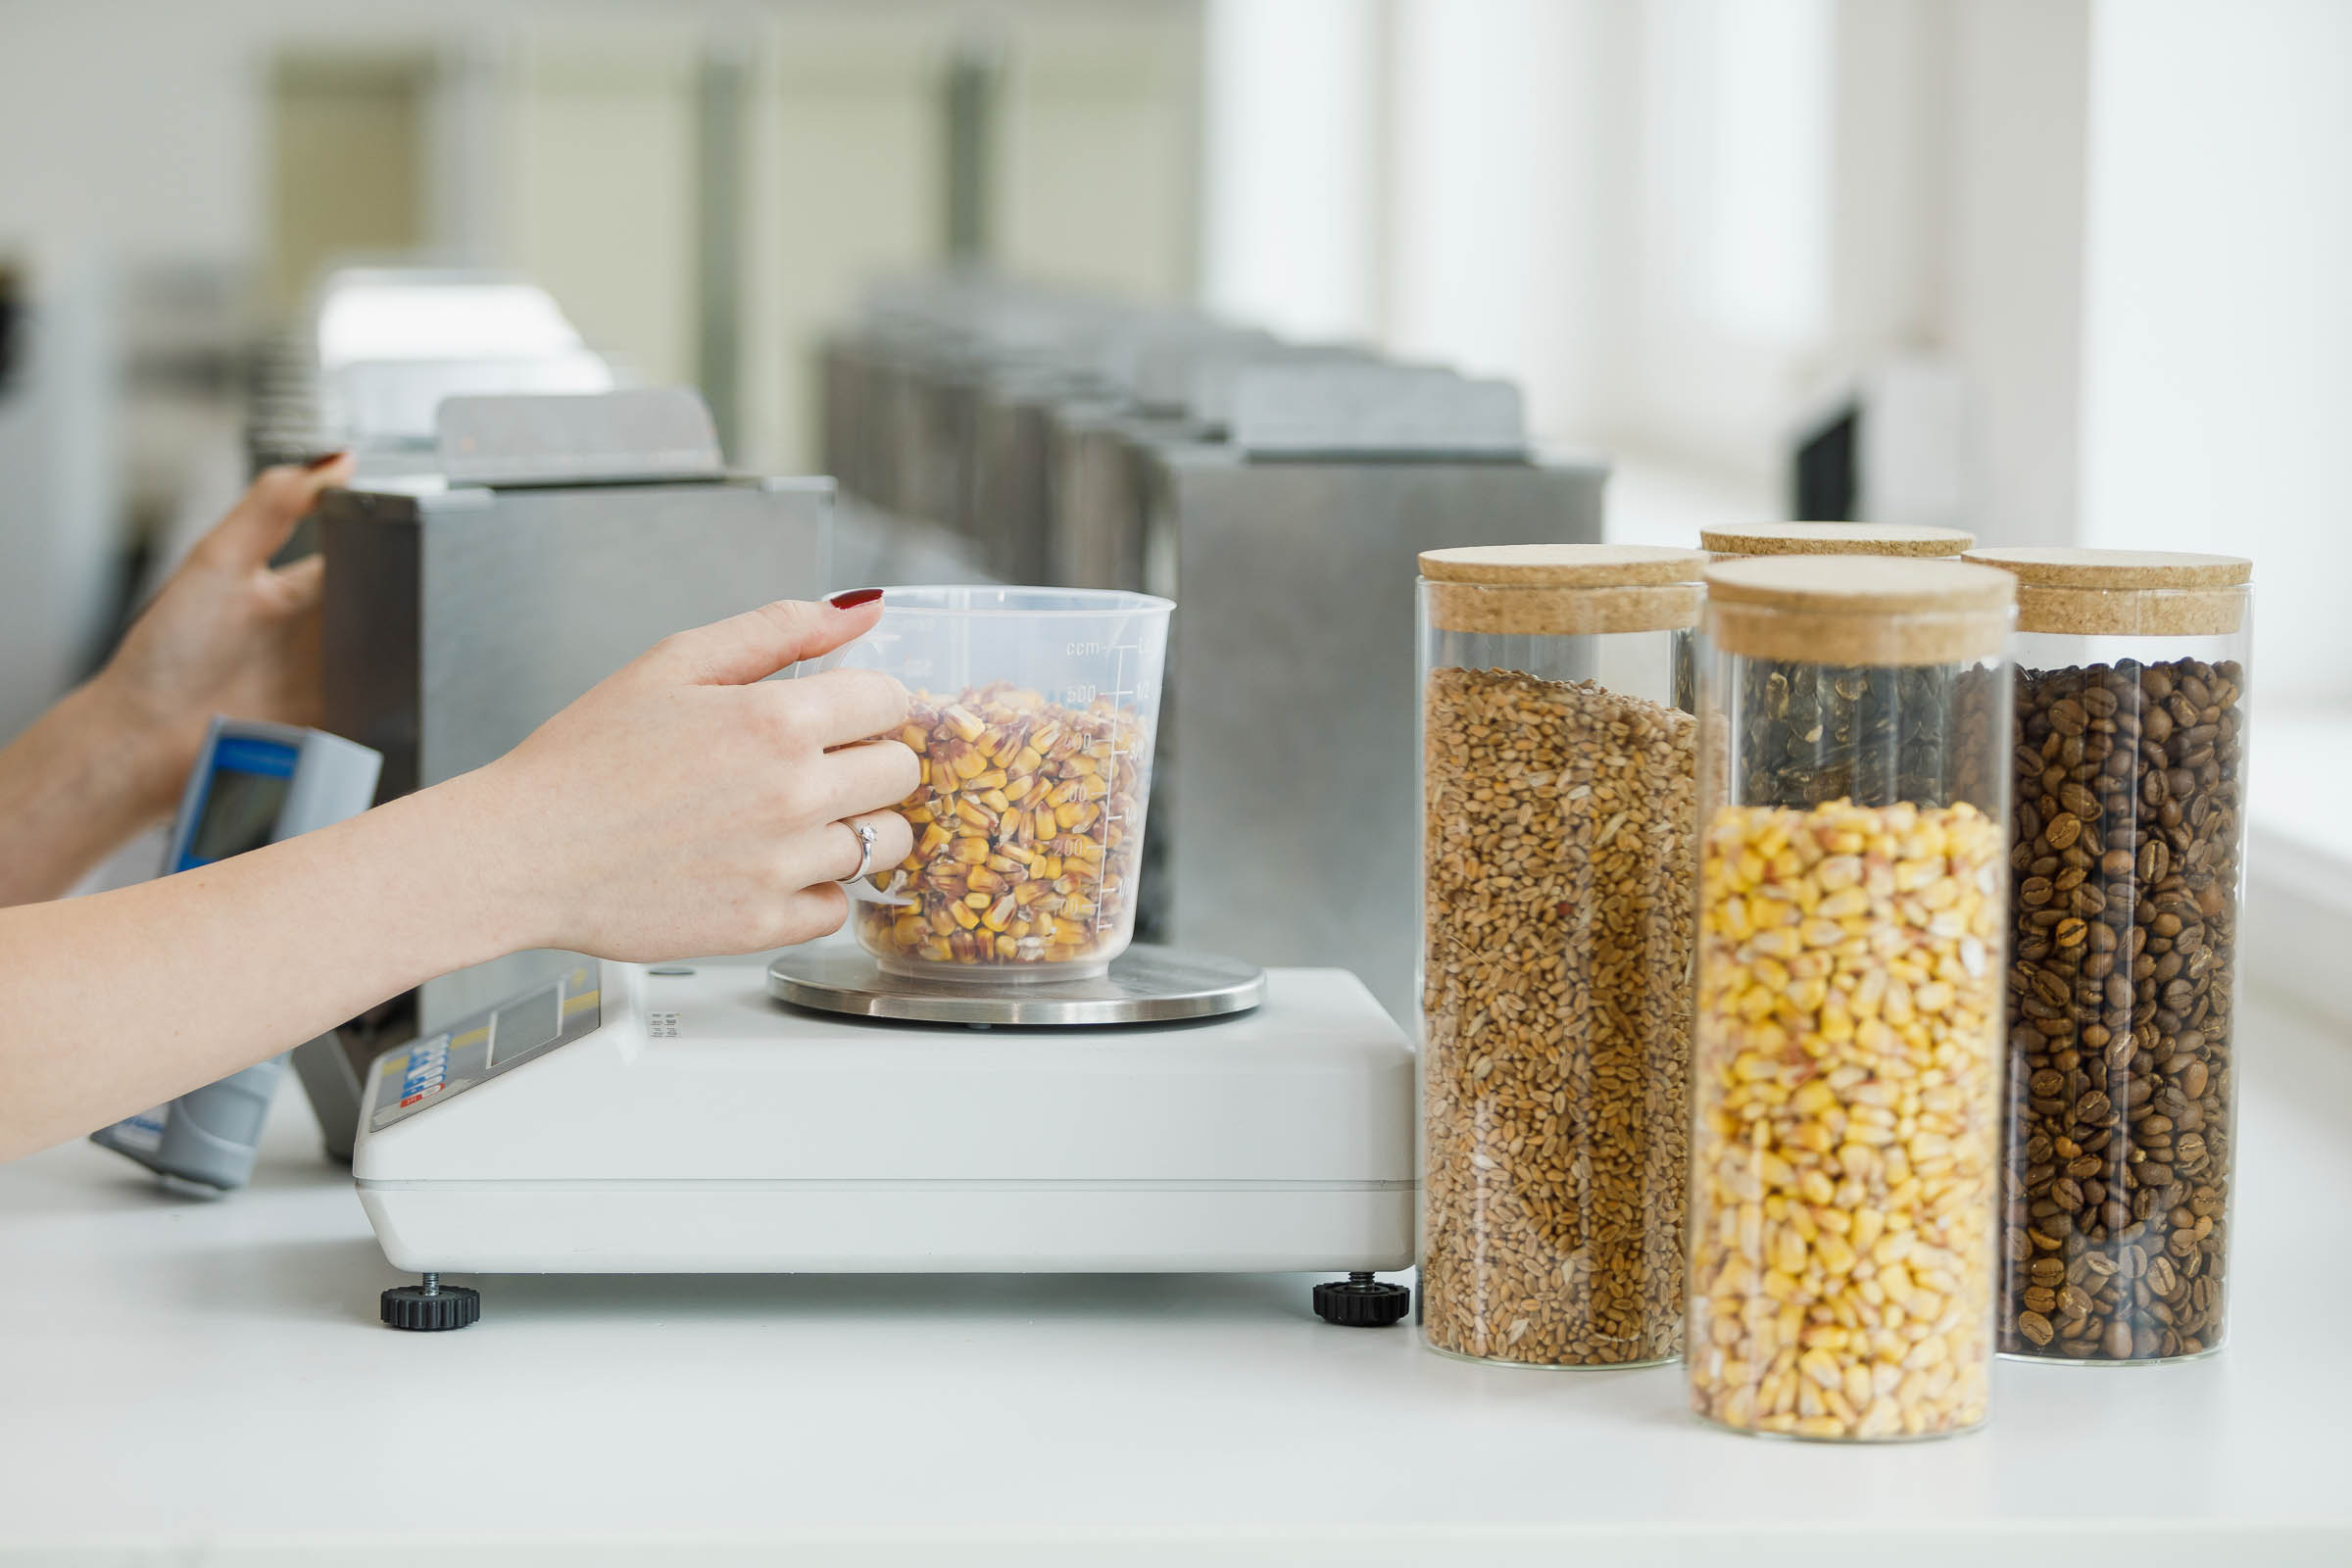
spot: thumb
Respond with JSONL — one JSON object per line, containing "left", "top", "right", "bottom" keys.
{"left": 196, "top": 453, "right": 354, "bottom": 570}
{"left": 267, "top": 552, "right": 326, "bottom": 614}
{"left": 646, "top": 591, "right": 885, "bottom": 687}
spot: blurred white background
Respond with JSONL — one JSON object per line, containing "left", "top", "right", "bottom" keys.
{"left": 1, "top": 0, "right": 2345, "bottom": 717}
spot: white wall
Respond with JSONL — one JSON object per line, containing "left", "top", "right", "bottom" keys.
{"left": 1199, "top": 0, "right": 1384, "bottom": 343}
{"left": 1934, "top": 0, "right": 2092, "bottom": 549}
{"left": 2078, "top": 0, "right": 2352, "bottom": 701}
{"left": 1386, "top": 0, "right": 1617, "bottom": 440}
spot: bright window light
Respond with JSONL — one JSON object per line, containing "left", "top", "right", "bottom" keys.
{"left": 316, "top": 276, "right": 588, "bottom": 369}
{"left": 1705, "top": 0, "right": 1833, "bottom": 346}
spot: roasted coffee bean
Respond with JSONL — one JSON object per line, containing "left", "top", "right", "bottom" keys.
{"left": 2000, "top": 658, "right": 2240, "bottom": 1361}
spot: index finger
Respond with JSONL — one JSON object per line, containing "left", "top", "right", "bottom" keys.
{"left": 774, "top": 667, "right": 910, "bottom": 748}
{"left": 195, "top": 452, "right": 354, "bottom": 571}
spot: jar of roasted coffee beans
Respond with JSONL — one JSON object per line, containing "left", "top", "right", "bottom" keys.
{"left": 1690, "top": 556, "right": 2015, "bottom": 1442}
{"left": 1963, "top": 548, "right": 2252, "bottom": 1364}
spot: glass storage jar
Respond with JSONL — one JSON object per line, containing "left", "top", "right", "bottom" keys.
{"left": 815, "top": 586, "right": 1173, "bottom": 982}
{"left": 1416, "top": 544, "right": 1705, "bottom": 1368}
{"left": 1689, "top": 556, "right": 2015, "bottom": 1440}
{"left": 1963, "top": 548, "right": 2251, "bottom": 1364}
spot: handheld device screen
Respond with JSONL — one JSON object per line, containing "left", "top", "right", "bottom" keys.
{"left": 181, "top": 737, "right": 298, "bottom": 867}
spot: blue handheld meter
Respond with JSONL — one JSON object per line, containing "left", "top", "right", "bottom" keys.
{"left": 89, "top": 717, "right": 381, "bottom": 1192}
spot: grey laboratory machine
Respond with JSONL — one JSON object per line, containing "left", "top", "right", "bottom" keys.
{"left": 248, "top": 267, "right": 618, "bottom": 477}
{"left": 1133, "top": 366, "right": 1603, "bottom": 1019}
{"left": 813, "top": 278, "right": 1607, "bottom": 1022}
{"left": 315, "top": 385, "right": 833, "bottom": 1094}
{"left": 90, "top": 717, "right": 382, "bottom": 1189}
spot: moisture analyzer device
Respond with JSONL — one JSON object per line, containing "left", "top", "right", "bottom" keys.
{"left": 91, "top": 717, "right": 381, "bottom": 1192}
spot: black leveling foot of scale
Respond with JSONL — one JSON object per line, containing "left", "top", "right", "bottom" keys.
{"left": 1312, "top": 1271, "right": 1410, "bottom": 1328}
{"left": 381, "top": 1273, "right": 481, "bottom": 1332}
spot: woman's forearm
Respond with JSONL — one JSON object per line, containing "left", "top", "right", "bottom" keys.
{"left": 0, "top": 771, "right": 538, "bottom": 1160}
{"left": 0, "top": 592, "right": 919, "bottom": 1163}
{"left": 0, "top": 682, "right": 185, "bottom": 907}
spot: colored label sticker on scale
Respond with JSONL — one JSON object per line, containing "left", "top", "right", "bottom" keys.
{"left": 398, "top": 1034, "right": 451, "bottom": 1107}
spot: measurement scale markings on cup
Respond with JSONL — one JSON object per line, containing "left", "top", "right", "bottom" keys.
{"left": 1093, "top": 641, "right": 1135, "bottom": 940}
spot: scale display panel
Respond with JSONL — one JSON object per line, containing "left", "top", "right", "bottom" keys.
{"left": 368, "top": 963, "right": 603, "bottom": 1133}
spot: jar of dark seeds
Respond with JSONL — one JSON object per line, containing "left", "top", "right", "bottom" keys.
{"left": 1416, "top": 544, "right": 1706, "bottom": 1368}
{"left": 1699, "top": 524, "right": 1978, "bottom": 808}
{"left": 1965, "top": 547, "right": 2251, "bottom": 1364}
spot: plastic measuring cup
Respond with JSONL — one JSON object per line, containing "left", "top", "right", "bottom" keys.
{"left": 817, "top": 586, "right": 1173, "bottom": 981}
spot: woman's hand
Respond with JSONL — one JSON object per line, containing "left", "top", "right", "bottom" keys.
{"left": 447, "top": 592, "right": 919, "bottom": 961}
{"left": 93, "top": 453, "right": 354, "bottom": 812}
{"left": 0, "top": 455, "right": 351, "bottom": 906}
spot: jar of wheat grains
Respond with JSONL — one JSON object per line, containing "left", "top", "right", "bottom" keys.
{"left": 1417, "top": 544, "right": 1706, "bottom": 1369}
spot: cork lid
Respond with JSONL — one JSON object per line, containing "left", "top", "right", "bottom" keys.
{"left": 1703, "top": 556, "right": 2015, "bottom": 665}
{"left": 1418, "top": 543, "right": 1707, "bottom": 585}
{"left": 1961, "top": 547, "right": 2250, "bottom": 637}
{"left": 1700, "top": 521, "right": 1976, "bottom": 558}
{"left": 1420, "top": 544, "right": 1705, "bottom": 636}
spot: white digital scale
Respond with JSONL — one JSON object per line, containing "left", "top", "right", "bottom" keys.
{"left": 353, "top": 947, "right": 1416, "bottom": 1331}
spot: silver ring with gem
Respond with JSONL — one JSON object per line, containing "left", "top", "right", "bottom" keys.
{"left": 839, "top": 818, "right": 880, "bottom": 883}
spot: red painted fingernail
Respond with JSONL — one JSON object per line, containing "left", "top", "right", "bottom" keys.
{"left": 304, "top": 450, "right": 352, "bottom": 470}
{"left": 827, "top": 587, "right": 883, "bottom": 609}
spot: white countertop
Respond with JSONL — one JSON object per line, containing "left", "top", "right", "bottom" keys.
{"left": 5, "top": 996, "right": 2351, "bottom": 1566}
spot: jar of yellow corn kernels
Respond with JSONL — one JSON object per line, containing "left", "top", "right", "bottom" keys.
{"left": 813, "top": 586, "right": 1173, "bottom": 982}
{"left": 1689, "top": 556, "right": 2015, "bottom": 1441}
